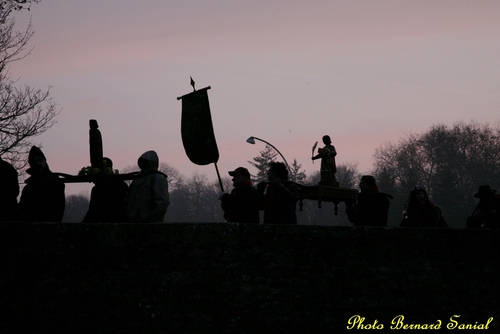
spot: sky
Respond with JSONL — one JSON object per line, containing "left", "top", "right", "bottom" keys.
{"left": 10, "top": 0, "right": 500, "bottom": 195}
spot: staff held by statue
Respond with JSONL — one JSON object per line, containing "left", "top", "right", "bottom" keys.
{"left": 311, "top": 141, "right": 318, "bottom": 164}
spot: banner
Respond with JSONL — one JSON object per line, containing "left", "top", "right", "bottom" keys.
{"left": 178, "top": 87, "right": 220, "bottom": 165}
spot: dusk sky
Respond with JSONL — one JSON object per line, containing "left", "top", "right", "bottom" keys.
{"left": 11, "top": 0, "right": 500, "bottom": 195}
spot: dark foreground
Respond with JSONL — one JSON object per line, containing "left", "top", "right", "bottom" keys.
{"left": 1, "top": 222, "right": 498, "bottom": 333}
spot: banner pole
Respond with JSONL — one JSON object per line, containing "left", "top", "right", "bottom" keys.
{"left": 214, "top": 162, "right": 224, "bottom": 192}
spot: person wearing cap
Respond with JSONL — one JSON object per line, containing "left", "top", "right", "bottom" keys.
{"left": 19, "top": 146, "right": 65, "bottom": 222}
{"left": 400, "top": 185, "right": 447, "bottom": 228}
{"left": 220, "top": 167, "right": 259, "bottom": 224}
{"left": 256, "top": 162, "right": 298, "bottom": 224}
{"left": 345, "top": 175, "right": 392, "bottom": 226}
{"left": 0, "top": 156, "right": 19, "bottom": 221}
{"left": 466, "top": 185, "right": 500, "bottom": 229}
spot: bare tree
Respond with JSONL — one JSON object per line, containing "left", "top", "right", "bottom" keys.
{"left": 1, "top": 1, "right": 40, "bottom": 14}
{"left": 165, "top": 172, "right": 225, "bottom": 223}
{"left": 335, "top": 162, "right": 361, "bottom": 189}
{"left": 0, "top": 1, "right": 59, "bottom": 171}
{"left": 373, "top": 121, "right": 500, "bottom": 227}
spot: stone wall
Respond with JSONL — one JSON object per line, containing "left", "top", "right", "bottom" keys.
{"left": 1, "top": 223, "right": 498, "bottom": 333}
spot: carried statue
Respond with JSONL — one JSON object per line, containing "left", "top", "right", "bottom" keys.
{"left": 298, "top": 134, "right": 355, "bottom": 214}
{"left": 89, "top": 119, "right": 104, "bottom": 171}
{"left": 312, "top": 135, "right": 338, "bottom": 187}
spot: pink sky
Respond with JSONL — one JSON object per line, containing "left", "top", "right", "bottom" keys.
{"left": 10, "top": 0, "right": 500, "bottom": 195}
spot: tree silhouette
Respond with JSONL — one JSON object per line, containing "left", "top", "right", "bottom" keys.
{"left": 373, "top": 121, "right": 500, "bottom": 227}
{"left": 165, "top": 172, "right": 226, "bottom": 223}
{"left": 289, "top": 159, "right": 306, "bottom": 183}
{"left": 0, "top": 1, "right": 59, "bottom": 171}
{"left": 0, "top": 1, "right": 39, "bottom": 16}
{"left": 247, "top": 145, "right": 278, "bottom": 182}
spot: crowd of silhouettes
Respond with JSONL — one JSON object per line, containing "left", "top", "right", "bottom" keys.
{"left": 0, "top": 147, "right": 170, "bottom": 223}
{"left": 0, "top": 142, "right": 499, "bottom": 228}
{"left": 222, "top": 167, "right": 497, "bottom": 228}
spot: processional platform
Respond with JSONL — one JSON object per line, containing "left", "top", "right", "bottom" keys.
{"left": 54, "top": 172, "right": 143, "bottom": 183}
{"left": 297, "top": 184, "right": 358, "bottom": 215}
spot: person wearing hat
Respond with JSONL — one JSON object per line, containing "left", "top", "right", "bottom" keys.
{"left": 466, "top": 185, "right": 500, "bottom": 229}
{"left": 400, "top": 185, "right": 448, "bottom": 228}
{"left": 19, "top": 146, "right": 65, "bottom": 222}
{"left": 345, "top": 175, "right": 392, "bottom": 226}
{"left": 220, "top": 167, "right": 259, "bottom": 224}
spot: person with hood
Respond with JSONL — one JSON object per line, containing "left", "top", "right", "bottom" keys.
{"left": 466, "top": 185, "right": 500, "bottom": 229}
{"left": 82, "top": 157, "right": 128, "bottom": 223}
{"left": 400, "top": 185, "right": 448, "bottom": 228}
{"left": 257, "top": 162, "right": 298, "bottom": 224}
{"left": 220, "top": 167, "right": 259, "bottom": 223}
{"left": 0, "top": 156, "right": 19, "bottom": 221}
{"left": 19, "top": 146, "right": 65, "bottom": 222}
{"left": 126, "top": 150, "right": 170, "bottom": 223}
{"left": 345, "top": 175, "right": 392, "bottom": 226}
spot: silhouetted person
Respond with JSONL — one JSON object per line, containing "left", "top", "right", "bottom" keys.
{"left": 346, "top": 175, "right": 392, "bottom": 226}
{"left": 466, "top": 185, "right": 500, "bottom": 229}
{"left": 220, "top": 167, "right": 259, "bottom": 223}
{"left": 0, "top": 156, "right": 19, "bottom": 221}
{"left": 19, "top": 146, "right": 65, "bottom": 222}
{"left": 257, "top": 162, "right": 298, "bottom": 224}
{"left": 312, "top": 135, "right": 337, "bottom": 186}
{"left": 400, "top": 185, "right": 448, "bottom": 228}
{"left": 126, "top": 150, "right": 170, "bottom": 223}
{"left": 82, "top": 157, "right": 128, "bottom": 223}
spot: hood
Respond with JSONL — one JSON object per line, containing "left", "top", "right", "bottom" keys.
{"left": 138, "top": 150, "right": 159, "bottom": 171}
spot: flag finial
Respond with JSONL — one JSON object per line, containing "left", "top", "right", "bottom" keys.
{"left": 190, "top": 76, "right": 196, "bottom": 91}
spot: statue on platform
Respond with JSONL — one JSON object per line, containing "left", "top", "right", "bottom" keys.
{"left": 89, "top": 119, "right": 103, "bottom": 171}
{"left": 312, "top": 135, "right": 338, "bottom": 186}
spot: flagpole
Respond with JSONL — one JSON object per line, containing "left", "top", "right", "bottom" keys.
{"left": 214, "top": 162, "right": 224, "bottom": 192}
